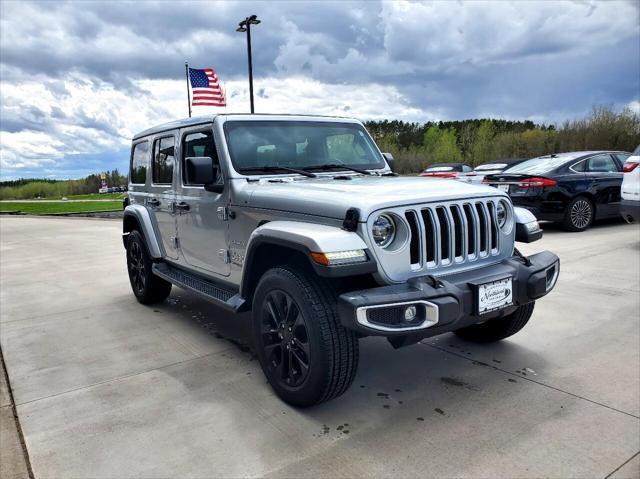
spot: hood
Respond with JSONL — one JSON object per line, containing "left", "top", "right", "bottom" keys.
{"left": 233, "top": 175, "right": 505, "bottom": 220}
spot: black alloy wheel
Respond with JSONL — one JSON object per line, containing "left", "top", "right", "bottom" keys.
{"left": 260, "top": 290, "right": 311, "bottom": 388}
{"left": 126, "top": 230, "right": 172, "bottom": 304}
{"left": 128, "top": 240, "right": 146, "bottom": 295}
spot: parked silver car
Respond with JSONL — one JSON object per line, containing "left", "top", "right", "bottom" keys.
{"left": 123, "top": 114, "right": 559, "bottom": 406}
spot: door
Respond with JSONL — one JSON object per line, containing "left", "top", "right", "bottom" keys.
{"left": 175, "top": 127, "right": 230, "bottom": 277}
{"left": 584, "top": 154, "right": 623, "bottom": 217}
{"left": 149, "top": 135, "right": 179, "bottom": 260}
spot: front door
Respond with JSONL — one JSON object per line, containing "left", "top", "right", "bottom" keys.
{"left": 149, "top": 134, "right": 179, "bottom": 260}
{"left": 175, "top": 127, "right": 230, "bottom": 277}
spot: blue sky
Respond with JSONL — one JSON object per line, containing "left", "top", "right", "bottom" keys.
{"left": 1, "top": 0, "right": 639, "bottom": 180}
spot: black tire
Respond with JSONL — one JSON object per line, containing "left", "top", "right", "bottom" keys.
{"left": 252, "top": 266, "right": 359, "bottom": 406}
{"left": 563, "top": 196, "right": 594, "bottom": 232}
{"left": 454, "top": 302, "right": 535, "bottom": 343}
{"left": 126, "top": 230, "right": 172, "bottom": 304}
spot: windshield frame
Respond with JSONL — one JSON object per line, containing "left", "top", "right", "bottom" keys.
{"left": 223, "top": 120, "right": 386, "bottom": 176}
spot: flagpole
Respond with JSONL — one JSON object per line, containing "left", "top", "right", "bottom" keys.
{"left": 185, "top": 62, "right": 192, "bottom": 118}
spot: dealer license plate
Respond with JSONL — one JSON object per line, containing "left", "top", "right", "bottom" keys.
{"left": 477, "top": 277, "right": 513, "bottom": 314}
{"left": 497, "top": 184, "right": 510, "bottom": 192}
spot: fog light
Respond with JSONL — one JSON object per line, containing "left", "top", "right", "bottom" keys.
{"left": 545, "top": 262, "right": 559, "bottom": 291}
{"left": 404, "top": 305, "right": 417, "bottom": 321}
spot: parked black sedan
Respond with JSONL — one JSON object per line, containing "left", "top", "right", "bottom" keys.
{"left": 484, "top": 151, "right": 631, "bottom": 231}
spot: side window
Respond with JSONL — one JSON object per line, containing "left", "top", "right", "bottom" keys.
{"left": 462, "top": 165, "right": 473, "bottom": 172}
{"left": 130, "top": 141, "right": 149, "bottom": 184}
{"left": 586, "top": 154, "right": 619, "bottom": 173}
{"left": 615, "top": 154, "right": 630, "bottom": 164}
{"left": 571, "top": 160, "right": 586, "bottom": 172}
{"left": 152, "top": 136, "right": 175, "bottom": 185}
{"left": 183, "top": 130, "right": 218, "bottom": 185}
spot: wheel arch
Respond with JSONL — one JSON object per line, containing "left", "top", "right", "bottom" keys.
{"left": 239, "top": 221, "right": 377, "bottom": 309}
{"left": 122, "top": 205, "right": 163, "bottom": 258}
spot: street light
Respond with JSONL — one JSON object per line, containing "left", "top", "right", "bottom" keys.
{"left": 236, "top": 14, "right": 261, "bottom": 114}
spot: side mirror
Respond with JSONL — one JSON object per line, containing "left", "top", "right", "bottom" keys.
{"left": 514, "top": 207, "right": 543, "bottom": 243}
{"left": 185, "top": 156, "right": 223, "bottom": 192}
{"left": 382, "top": 152, "right": 395, "bottom": 172}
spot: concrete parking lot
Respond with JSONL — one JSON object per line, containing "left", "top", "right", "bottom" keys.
{"left": 1, "top": 215, "right": 639, "bottom": 478}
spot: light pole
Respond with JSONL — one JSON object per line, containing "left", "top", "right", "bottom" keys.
{"left": 236, "top": 15, "right": 260, "bottom": 114}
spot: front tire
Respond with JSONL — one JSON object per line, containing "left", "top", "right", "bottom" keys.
{"left": 563, "top": 196, "right": 594, "bottom": 232}
{"left": 454, "top": 302, "right": 535, "bottom": 342}
{"left": 126, "top": 230, "right": 172, "bottom": 304}
{"left": 252, "top": 266, "right": 359, "bottom": 406}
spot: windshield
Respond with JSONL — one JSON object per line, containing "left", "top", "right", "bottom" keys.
{"left": 504, "top": 156, "right": 571, "bottom": 174}
{"left": 475, "top": 163, "right": 507, "bottom": 171}
{"left": 224, "top": 121, "right": 385, "bottom": 174}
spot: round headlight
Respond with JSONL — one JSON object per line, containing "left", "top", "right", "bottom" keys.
{"left": 372, "top": 214, "right": 396, "bottom": 248}
{"left": 496, "top": 200, "right": 509, "bottom": 229}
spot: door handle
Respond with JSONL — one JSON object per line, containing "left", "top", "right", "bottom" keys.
{"left": 146, "top": 198, "right": 160, "bottom": 207}
{"left": 175, "top": 201, "right": 190, "bottom": 211}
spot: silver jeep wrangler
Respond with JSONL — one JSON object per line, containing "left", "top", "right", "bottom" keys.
{"left": 123, "top": 114, "right": 559, "bottom": 406}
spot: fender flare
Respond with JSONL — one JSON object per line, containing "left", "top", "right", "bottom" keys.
{"left": 123, "top": 204, "right": 163, "bottom": 258}
{"left": 239, "top": 221, "right": 375, "bottom": 298}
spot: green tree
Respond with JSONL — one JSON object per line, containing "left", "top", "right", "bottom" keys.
{"left": 471, "top": 120, "right": 496, "bottom": 166}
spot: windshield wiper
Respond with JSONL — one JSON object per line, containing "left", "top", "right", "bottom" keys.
{"left": 303, "top": 163, "right": 374, "bottom": 176}
{"left": 238, "top": 165, "right": 317, "bottom": 178}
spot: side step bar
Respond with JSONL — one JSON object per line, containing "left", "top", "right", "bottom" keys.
{"left": 152, "top": 262, "right": 245, "bottom": 312}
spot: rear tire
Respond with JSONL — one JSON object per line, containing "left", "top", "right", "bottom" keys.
{"left": 563, "top": 196, "right": 594, "bottom": 232}
{"left": 126, "top": 230, "right": 172, "bottom": 304}
{"left": 252, "top": 266, "right": 359, "bottom": 406}
{"left": 454, "top": 302, "right": 535, "bottom": 342}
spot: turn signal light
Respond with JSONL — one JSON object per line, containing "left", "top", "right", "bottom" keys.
{"left": 623, "top": 160, "right": 639, "bottom": 173}
{"left": 310, "top": 250, "right": 367, "bottom": 266}
{"left": 516, "top": 177, "right": 557, "bottom": 188}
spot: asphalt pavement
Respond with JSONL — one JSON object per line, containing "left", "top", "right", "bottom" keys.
{"left": 0, "top": 215, "right": 638, "bottom": 478}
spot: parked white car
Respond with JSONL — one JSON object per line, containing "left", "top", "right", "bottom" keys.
{"left": 458, "top": 159, "right": 526, "bottom": 184}
{"left": 621, "top": 145, "right": 640, "bottom": 223}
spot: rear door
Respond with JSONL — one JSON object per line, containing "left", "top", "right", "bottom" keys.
{"left": 149, "top": 134, "right": 179, "bottom": 260}
{"left": 584, "top": 153, "right": 623, "bottom": 217}
{"left": 175, "top": 126, "right": 230, "bottom": 277}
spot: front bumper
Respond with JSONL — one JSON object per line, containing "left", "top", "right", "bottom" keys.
{"left": 338, "top": 251, "right": 559, "bottom": 340}
{"left": 620, "top": 199, "right": 640, "bottom": 223}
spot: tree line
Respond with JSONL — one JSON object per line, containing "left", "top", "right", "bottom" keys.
{"left": 1, "top": 105, "right": 638, "bottom": 199}
{"left": 365, "top": 105, "right": 640, "bottom": 174}
{"left": 0, "top": 170, "right": 127, "bottom": 200}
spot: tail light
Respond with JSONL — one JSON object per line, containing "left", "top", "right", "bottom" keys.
{"left": 623, "top": 160, "right": 639, "bottom": 173}
{"left": 516, "top": 177, "right": 557, "bottom": 188}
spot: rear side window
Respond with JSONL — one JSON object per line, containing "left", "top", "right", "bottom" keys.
{"left": 152, "top": 136, "right": 175, "bottom": 184}
{"left": 586, "top": 154, "right": 619, "bottom": 173}
{"left": 571, "top": 160, "right": 586, "bottom": 172}
{"left": 130, "top": 141, "right": 149, "bottom": 184}
{"left": 614, "top": 153, "right": 630, "bottom": 164}
{"left": 183, "top": 130, "right": 218, "bottom": 185}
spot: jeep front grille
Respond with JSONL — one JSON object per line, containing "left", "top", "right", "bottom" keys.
{"left": 408, "top": 199, "right": 501, "bottom": 269}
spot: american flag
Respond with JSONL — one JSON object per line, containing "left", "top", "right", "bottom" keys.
{"left": 188, "top": 68, "right": 226, "bottom": 107}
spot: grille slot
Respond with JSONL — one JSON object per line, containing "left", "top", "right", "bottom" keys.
{"left": 451, "top": 205, "right": 464, "bottom": 259}
{"left": 405, "top": 211, "right": 421, "bottom": 266}
{"left": 421, "top": 208, "right": 436, "bottom": 263}
{"left": 488, "top": 202, "right": 499, "bottom": 250}
{"left": 435, "top": 207, "right": 450, "bottom": 263}
{"left": 406, "top": 199, "right": 501, "bottom": 271}
{"left": 462, "top": 203, "right": 476, "bottom": 257}
{"left": 475, "top": 202, "right": 489, "bottom": 254}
